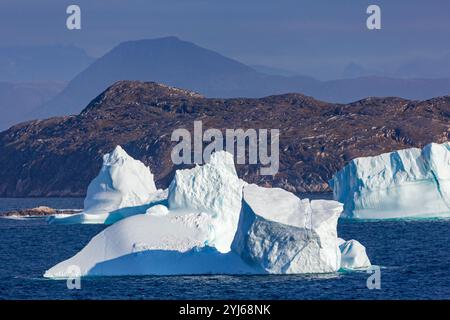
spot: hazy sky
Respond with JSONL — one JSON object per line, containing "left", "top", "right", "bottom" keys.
{"left": 1, "top": 0, "right": 449, "bottom": 79}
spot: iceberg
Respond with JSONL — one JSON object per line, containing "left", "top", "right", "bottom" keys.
{"left": 82, "top": 145, "right": 158, "bottom": 213}
{"left": 232, "top": 184, "right": 342, "bottom": 274}
{"left": 168, "top": 151, "right": 245, "bottom": 253}
{"left": 330, "top": 142, "right": 450, "bottom": 219}
{"left": 48, "top": 146, "right": 162, "bottom": 224}
{"left": 44, "top": 209, "right": 261, "bottom": 277}
{"left": 45, "top": 151, "right": 251, "bottom": 277}
{"left": 45, "top": 150, "right": 371, "bottom": 277}
{"left": 338, "top": 238, "right": 371, "bottom": 270}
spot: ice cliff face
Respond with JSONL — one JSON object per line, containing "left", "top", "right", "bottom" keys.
{"left": 331, "top": 142, "right": 450, "bottom": 219}
{"left": 232, "top": 184, "right": 342, "bottom": 273}
{"left": 45, "top": 148, "right": 371, "bottom": 277}
{"left": 168, "top": 151, "right": 245, "bottom": 253}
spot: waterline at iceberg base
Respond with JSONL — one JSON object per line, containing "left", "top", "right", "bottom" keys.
{"left": 331, "top": 142, "right": 450, "bottom": 220}
{"left": 44, "top": 148, "right": 370, "bottom": 277}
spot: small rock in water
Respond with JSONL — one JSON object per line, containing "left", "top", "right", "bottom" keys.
{"left": 0, "top": 206, "right": 78, "bottom": 217}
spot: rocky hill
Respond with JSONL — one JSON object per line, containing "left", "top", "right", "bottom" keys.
{"left": 0, "top": 81, "right": 448, "bottom": 197}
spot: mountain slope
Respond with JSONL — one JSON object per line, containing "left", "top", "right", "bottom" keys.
{"left": 1, "top": 80, "right": 448, "bottom": 197}
{"left": 38, "top": 37, "right": 450, "bottom": 119}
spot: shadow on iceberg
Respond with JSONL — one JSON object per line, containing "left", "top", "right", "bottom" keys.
{"left": 87, "top": 247, "right": 265, "bottom": 277}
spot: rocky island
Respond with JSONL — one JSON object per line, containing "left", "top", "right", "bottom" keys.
{"left": 0, "top": 80, "right": 448, "bottom": 197}
{"left": 0, "top": 206, "right": 79, "bottom": 217}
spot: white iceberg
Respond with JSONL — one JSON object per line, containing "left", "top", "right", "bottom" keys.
{"left": 45, "top": 181, "right": 348, "bottom": 277}
{"left": 45, "top": 151, "right": 252, "bottom": 277}
{"left": 48, "top": 146, "right": 162, "bottom": 224}
{"left": 338, "top": 238, "right": 371, "bottom": 270}
{"left": 232, "top": 184, "right": 342, "bottom": 274}
{"left": 168, "top": 151, "right": 245, "bottom": 253}
{"left": 330, "top": 142, "right": 450, "bottom": 219}
{"left": 45, "top": 150, "right": 372, "bottom": 277}
{"left": 44, "top": 210, "right": 260, "bottom": 277}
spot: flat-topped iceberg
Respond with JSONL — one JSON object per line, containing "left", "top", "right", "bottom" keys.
{"left": 48, "top": 146, "right": 163, "bottom": 224}
{"left": 330, "top": 142, "right": 450, "bottom": 219}
{"left": 45, "top": 149, "right": 371, "bottom": 277}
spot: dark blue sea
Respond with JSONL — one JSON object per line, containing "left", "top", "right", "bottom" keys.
{"left": 0, "top": 197, "right": 449, "bottom": 300}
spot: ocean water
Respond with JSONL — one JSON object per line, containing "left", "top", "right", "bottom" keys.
{"left": 0, "top": 198, "right": 449, "bottom": 300}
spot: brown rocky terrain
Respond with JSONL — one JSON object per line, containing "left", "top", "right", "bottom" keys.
{"left": 0, "top": 80, "right": 448, "bottom": 197}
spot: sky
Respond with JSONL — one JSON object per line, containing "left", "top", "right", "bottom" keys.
{"left": 0, "top": 0, "right": 449, "bottom": 79}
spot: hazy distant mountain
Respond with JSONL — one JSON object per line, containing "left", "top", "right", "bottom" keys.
{"left": 396, "top": 53, "right": 450, "bottom": 79}
{"left": 0, "top": 81, "right": 66, "bottom": 130}
{"left": 317, "top": 76, "right": 450, "bottom": 102}
{"left": 341, "top": 54, "right": 450, "bottom": 79}
{"left": 250, "top": 64, "right": 300, "bottom": 77}
{"left": 341, "top": 62, "right": 373, "bottom": 79}
{"left": 0, "top": 45, "right": 94, "bottom": 82}
{"left": 37, "top": 37, "right": 450, "bottom": 118}
{"left": 39, "top": 37, "right": 316, "bottom": 117}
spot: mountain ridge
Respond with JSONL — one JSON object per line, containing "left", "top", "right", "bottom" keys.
{"left": 37, "top": 37, "right": 450, "bottom": 119}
